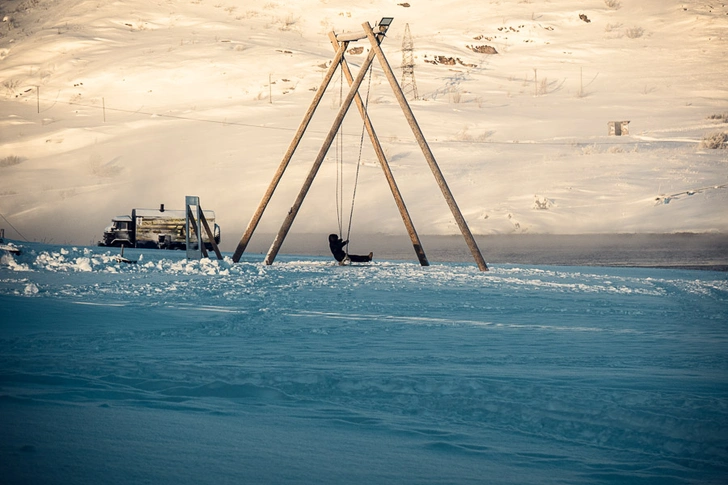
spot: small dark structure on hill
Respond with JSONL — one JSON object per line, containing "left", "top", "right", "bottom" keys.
{"left": 608, "top": 120, "right": 630, "bottom": 136}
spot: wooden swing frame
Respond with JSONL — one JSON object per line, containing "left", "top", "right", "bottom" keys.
{"left": 231, "top": 18, "right": 488, "bottom": 271}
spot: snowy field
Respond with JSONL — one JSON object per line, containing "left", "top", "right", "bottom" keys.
{"left": 2, "top": 241, "right": 728, "bottom": 484}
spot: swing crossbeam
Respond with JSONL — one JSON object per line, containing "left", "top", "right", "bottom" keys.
{"left": 232, "top": 18, "right": 488, "bottom": 272}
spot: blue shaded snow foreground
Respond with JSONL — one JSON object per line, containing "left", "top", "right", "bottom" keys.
{"left": 1, "top": 243, "right": 727, "bottom": 484}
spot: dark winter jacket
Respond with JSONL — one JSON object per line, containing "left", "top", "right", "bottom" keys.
{"left": 328, "top": 234, "right": 348, "bottom": 262}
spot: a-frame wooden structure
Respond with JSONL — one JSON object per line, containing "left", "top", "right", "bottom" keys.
{"left": 232, "top": 18, "right": 488, "bottom": 271}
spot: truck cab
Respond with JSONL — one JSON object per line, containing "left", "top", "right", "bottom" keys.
{"left": 101, "top": 215, "right": 133, "bottom": 247}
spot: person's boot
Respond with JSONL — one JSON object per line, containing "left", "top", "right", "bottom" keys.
{"left": 368, "top": 252, "right": 373, "bottom": 261}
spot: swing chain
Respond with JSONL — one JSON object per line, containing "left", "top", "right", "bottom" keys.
{"left": 335, "top": 68, "right": 344, "bottom": 237}
{"left": 344, "top": 63, "right": 373, "bottom": 255}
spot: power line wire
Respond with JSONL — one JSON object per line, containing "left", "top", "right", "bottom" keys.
{"left": 29, "top": 96, "right": 694, "bottom": 147}
{"left": 35, "top": 95, "right": 380, "bottom": 139}
{"left": 44, "top": 97, "right": 299, "bottom": 131}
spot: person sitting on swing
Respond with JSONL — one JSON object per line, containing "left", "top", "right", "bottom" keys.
{"left": 328, "top": 234, "right": 373, "bottom": 263}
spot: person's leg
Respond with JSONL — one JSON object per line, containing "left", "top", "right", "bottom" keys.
{"left": 348, "top": 253, "right": 372, "bottom": 263}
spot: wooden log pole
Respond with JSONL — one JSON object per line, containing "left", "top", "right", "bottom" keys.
{"left": 264, "top": 48, "right": 378, "bottom": 265}
{"left": 363, "top": 21, "right": 488, "bottom": 271}
{"left": 198, "top": 208, "right": 223, "bottom": 260}
{"left": 187, "top": 206, "right": 209, "bottom": 258}
{"left": 231, "top": 41, "right": 349, "bottom": 263}
{"left": 328, "top": 32, "right": 429, "bottom": 267}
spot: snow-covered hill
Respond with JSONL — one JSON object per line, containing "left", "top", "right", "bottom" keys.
{"left": 1, "top": 0, "right": 727, "bottom": 251}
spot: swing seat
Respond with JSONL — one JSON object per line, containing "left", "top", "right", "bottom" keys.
{"left": 339, "top": 255, "right": 351, "bottom": 266}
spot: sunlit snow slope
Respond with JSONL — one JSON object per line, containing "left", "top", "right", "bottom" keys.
{"left": 1, "top": 0, "right": 727, "bottom": 250}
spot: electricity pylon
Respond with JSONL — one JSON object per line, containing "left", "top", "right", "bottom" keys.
{"left": 401, "top": 23, "right": 418, "bottom": 101}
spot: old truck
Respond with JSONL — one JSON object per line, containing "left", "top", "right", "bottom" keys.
{"left": 98, "top": 204, "right": 221, "bottom": 250}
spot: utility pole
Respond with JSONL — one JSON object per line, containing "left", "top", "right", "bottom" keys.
{"left": 401, "top": 23, "right": 418, "bottom": 101}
